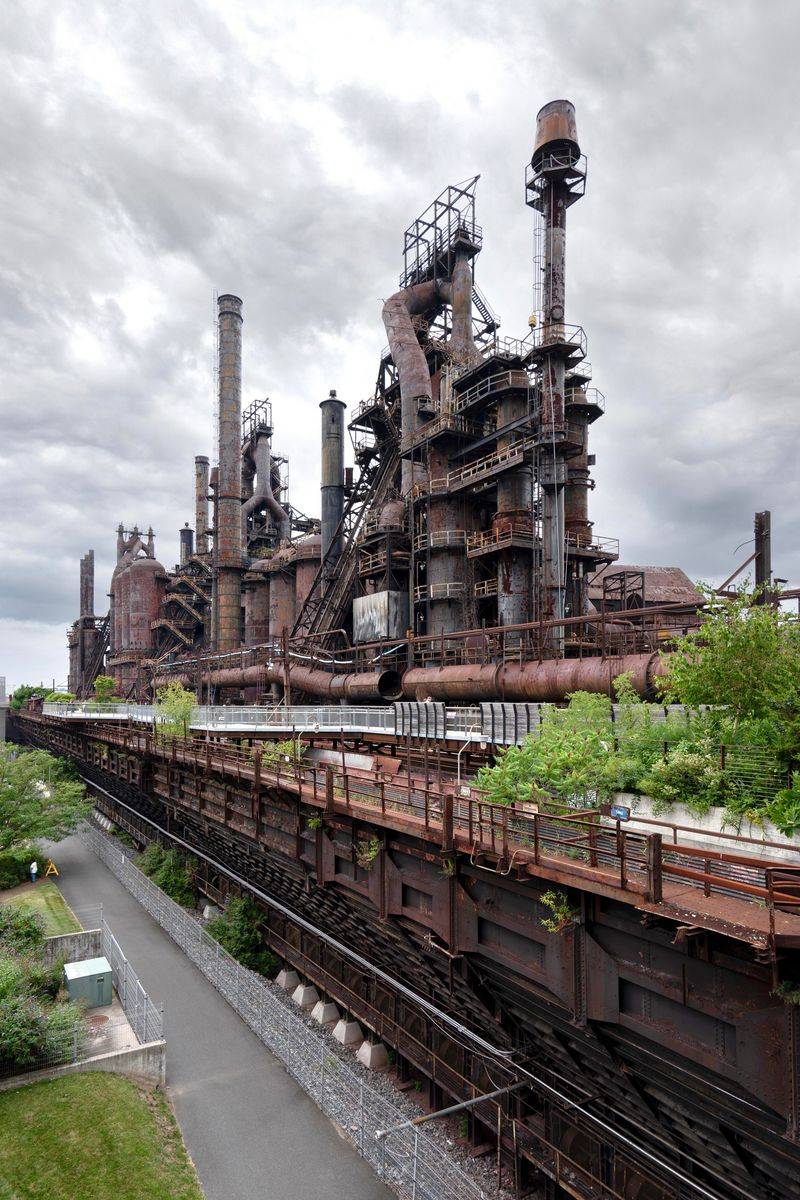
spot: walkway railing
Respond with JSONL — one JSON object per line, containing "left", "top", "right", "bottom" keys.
{"left": 81, "top": 824, "right": 489, "bottom": 1200}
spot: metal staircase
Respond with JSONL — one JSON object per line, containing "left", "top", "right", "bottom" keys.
{"left": 292, "top": 439, "right": 401, "bottom": 639}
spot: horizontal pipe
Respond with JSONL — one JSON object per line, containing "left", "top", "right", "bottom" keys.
{"left": 155, "top": 664, "right": 402, "bottom": 703}
{"left": 402, "top": 652, "right": 668, "bottom": 702}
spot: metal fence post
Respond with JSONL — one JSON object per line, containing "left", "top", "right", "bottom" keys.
{"left": 412, "top": 1128, "right": 419, "bottom": 1199}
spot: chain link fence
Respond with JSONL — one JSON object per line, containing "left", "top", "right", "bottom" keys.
{"left": 81, "top": 822, "right": 489, "bottom": 1200}
{"left": 0, "top": 914, "right": 161, "bottom": 1080}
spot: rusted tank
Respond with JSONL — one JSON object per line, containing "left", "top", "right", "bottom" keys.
{"left": 269, "top": 548, "right": 296, "bottom": 640}
{"left": 294, "top": 534, "right": 322, "bottom": 631}
{"left": 243, "top": 571, "right": 270, "bottom": 646}
{"left": 128, "top": 557, "right": 164, "bottom": 651}
{"left": 532, "top": 98, "right": 579, "bottom": 168}
{"left": 378, "top": 498, "right": 406, "bottom": 531}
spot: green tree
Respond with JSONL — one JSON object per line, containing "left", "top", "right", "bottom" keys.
{"left": 92, "top": 675, "right": 118, "bottom": 703}
{"left": 9, "top": 685, "right": 46, "bottom": 713}
{"left": 155, "top": 682, "right": 197, "bottom": 740}
{"left": 659, "top": 584, "right": 800, "bottom": 729}
{"left": 0, "top": 745, "right": 90, "bottom": 855}
{"left": 205, "top": 897, "right": 278, "bottom": 975}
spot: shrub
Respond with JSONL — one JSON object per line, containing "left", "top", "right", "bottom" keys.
{"left": 639, "top": 742, "right": 725, "bottom": 817}
{"left": 0, "top": 956, "right": 27, "bottom": 1001}
{"left": 0, "top": 844, "right": 43, "bottom": 890}
{"left": 205, "top": 897, "right": 278, "bottom": 976}
{"left": 0, "top": 907, "right": 45, "bottom": 956}
{"left": 355, "top": 837, "right": 381, "bottom": 870}
{"left": 136, "top": 841, "right": 166, "bottom": 877}
{"left": 92, "top": 675, "right": 118, "bottom": 703}
{"left": 0, "top": 995, "right": 45, "bottom": 1068}
{"left": 43, "top": 1001, "right": 86, "bottom": 1056}
{"left": 765, "top": 787, "right": 800, "bottom": 837}
{"left": 539, "top": 890, "right": 579, "bottom": 934}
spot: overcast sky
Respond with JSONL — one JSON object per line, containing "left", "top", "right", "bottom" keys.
{"left": 1, "top": 0, "right": 798, "bottom": 690}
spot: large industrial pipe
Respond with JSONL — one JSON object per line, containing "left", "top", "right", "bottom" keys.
{"left": 216, "top": 294, "right": 244, "bottom": 651}
{"left": 402, "top": 652, "right": 667, "bottom": 702}
{"left": 241, "top": 429, "right": 290, "bottom": 546}
{"left": 382, "top": 280, "right": 438, "bottom": 495}
{"left": 79, "top": 551, "right": 94, "bottom": 617}
{"left": 194, "top": 456, "right": 210, "bottom": 555}
{"left": 156, "top": 663, "right": 401, "bottom": 703}
{"left": 320, "top": 389, "right": 346, "bottom": 574}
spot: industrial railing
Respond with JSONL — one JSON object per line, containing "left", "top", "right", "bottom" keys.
{"left": 413, "top": 529, "right": 468, "bottom": 552}
{"left": 60, "top": 719, "right": 800, "bottom": 920}
{"left": 466, "top": 524, "right": 535, "bottom": 555}
{"left": 451, "top": 369, "right": 530, "bottom": 415}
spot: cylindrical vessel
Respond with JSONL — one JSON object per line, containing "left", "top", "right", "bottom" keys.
{"left": 216, "top": 294, "right": 244, "bottom": 650}
{"left": 294, "top": 534, "right": 322, "bottom": 631}
{"left": 320, "top": 391, "right": 346, "bottom": 574}
{"left": 269, "top": 550, "right": 296, "bottom": 641}
{"left": 195, "top": 456, "right": 210, "bottom": 554}
{"left": 179, "top": 525, "right": 194, "bottom": 566}
{"left": 243, "top": 576, "right": 270, "bottom": 646}
{"left": 127, "top": 558, "right": 164, "bottom": 651}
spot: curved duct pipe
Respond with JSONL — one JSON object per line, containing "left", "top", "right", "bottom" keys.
{"left": 241, "top": 429, "right": 290, "bottom": 545}
{"left": 382, "top": 280, "right": 439, "bottom": 495}
{"left": 438, "top": 248, "right": 478, "bottom": 365}
{"left": 155, "top": 664, "right": 401, "bottom": 703}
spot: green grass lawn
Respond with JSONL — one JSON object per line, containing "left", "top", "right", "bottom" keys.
{"left": 0, "top": 881, "right": 81, "bottom": 936}
{"left": 0, "top": 1074, "right": 204, "bottom": 1200}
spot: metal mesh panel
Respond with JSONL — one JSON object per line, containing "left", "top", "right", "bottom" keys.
{"left": 81, "top": 824, "right": 489, "bottom": 1200}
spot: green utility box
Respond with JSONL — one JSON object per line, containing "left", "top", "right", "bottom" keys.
{"left": 63, "top": 956, "right": 113, "bottom": 1009}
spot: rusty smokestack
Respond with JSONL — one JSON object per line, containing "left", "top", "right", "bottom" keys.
{"left": 179, "top": 523, "right": 194, "bottom": 566}
{"left": 194, "top": 455, "right": 210, "bottom": 555}
{"left": 215, "top": 294, "right": 244, "bottom": 651}
{"left": 320, "top": 389, "right": 347, "bottom": 576}
{"left": 79, "top": 550, "right": 94, "bottom": 617}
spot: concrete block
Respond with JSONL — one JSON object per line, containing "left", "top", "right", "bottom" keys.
{"left": 292, "top": 984, "right": 320, "bottom": 1010}
{"left": 356, "top": 1041, "right": 389, "bottom": 1071}
{"left": 332, "top": 1018, "right": 363, "bottom": 1047}
{"left": 202, "top": 904, "right": 222, "bottom": 920}
{"left": 276, "top": 968, "right": 300, "bottom": 991}
{"left": 311, "top": 1000, "right": 340, "bottom": 1026}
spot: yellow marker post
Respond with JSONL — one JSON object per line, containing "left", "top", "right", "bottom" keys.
{"left": 43, "top": 859, "right": 59, "bottom": 878}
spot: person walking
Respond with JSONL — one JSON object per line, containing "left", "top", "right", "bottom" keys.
{"left": 29, "top": 859, "right": 38, "bottom": 885}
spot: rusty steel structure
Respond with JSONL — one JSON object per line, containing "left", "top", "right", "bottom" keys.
{"left": 46, "top": 94, "right": 800, "bottom": 1200}
{"left": 67, "top": 98, "right": 715, "bottom": 705}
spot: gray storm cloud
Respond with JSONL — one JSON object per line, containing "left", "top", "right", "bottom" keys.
{"left": 1, "top": 0, "right": 798, "bottom": 687}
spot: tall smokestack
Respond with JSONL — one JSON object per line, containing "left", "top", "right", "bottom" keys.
{"left": 180, "top": 524, "right": 194, "bottom": 566}
{"left": 195, "top": 455, "right": 210, "bottom": 554}
{"left": 320, "top": 389, "right": 346, "bottom": 576}
{"left": 216, "top": 294, "right": 244, "bottom": 651}
{"left": 79, "top": 551, "right": 94, "bottom": 617}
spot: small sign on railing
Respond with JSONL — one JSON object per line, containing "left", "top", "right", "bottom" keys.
{"left": 609, "top": 803, "right": 631, "bottom": 822}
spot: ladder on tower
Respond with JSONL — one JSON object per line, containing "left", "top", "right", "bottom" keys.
{"left": 292, "top": 439, "right": 401, "bottom": 639}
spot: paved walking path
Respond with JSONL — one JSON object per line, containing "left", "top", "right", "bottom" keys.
{"left": 52, "top": 834, "right": 390, "bottom": 1200}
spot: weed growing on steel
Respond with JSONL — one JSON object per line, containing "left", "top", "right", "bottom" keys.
{"left": 539, "top": 890, "right": 579, "bottom": 934}
{"left": 355, "top": 837, "right": 381, "bottom": 870}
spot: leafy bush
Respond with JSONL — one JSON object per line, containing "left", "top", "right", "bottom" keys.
{"left": 137, "top": 843, "right": 196, "bottom": 907}
{"left": 765, "top": 787, "right": 800, "bottom": 837}
{"left": 355, "top": 837, "right": 381, "bottom": 870}
{"left": 639, "top": 742, "right": 726, "bottom": 817}
{"left": 262, "top": 739, "right": 305, "bottom": 766}
{"left": 0, "top": 956, "right": 27, "bottom": 1001}
{"left": 0, "top": 745, "right": 89, "bottom": 855}
{"left": 0, "top": 907, "right": 45, "bottom": 956}
{"left": 154, "top": 682, "right": 196, "bottom": 740}
{"left": 205, "top": 897, "right": 278, "bottom": 976}
{"left": 0, "top": 995, "right": 45, "bottom": 1067}
{"left": 42, "top": 1001, "right": 85, "bottom": 1055}
{"left": 9, "top": 685, "right": 46, "bottom": 713}
{"left": 0, "top": 844, "right": 43, "bottom": 890}
{"left": 43, "top": 692, "right": 75, "bottom": 704}
{"left": 477, "top": 692, "right": 618, "bottom": 809}
{"left": 92, "top": 675, "right": 118, "bottom": 703}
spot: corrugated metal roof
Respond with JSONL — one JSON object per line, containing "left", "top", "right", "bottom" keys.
{"left": 588, "top": 564, "right": 703, "bottom": 604}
